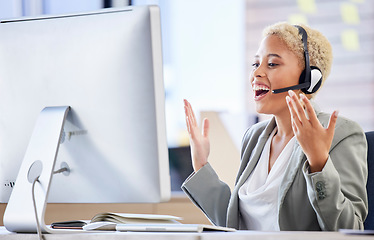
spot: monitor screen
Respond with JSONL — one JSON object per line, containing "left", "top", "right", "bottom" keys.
{"left": 0, "top": 5, "right": 170, "bottom": 205}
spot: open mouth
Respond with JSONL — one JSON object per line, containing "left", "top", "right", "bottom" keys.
{"left": 253, "top": 85, "right": 270, "bottom": 98}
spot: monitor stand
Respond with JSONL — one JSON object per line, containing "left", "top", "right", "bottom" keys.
{"left": 3, "top": 106, "right": 71, "bottom": 233}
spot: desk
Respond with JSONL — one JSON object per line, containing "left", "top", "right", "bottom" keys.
{"left": 0, "top": 194, "right": 211, "bottom": 226}
{"left": 0, "top": 227, "right": 372, "bottom": 240}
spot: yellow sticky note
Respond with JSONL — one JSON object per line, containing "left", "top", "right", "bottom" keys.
{"left": 341, "top": 29, "right": 360, "bottom": 51}
{"left": 297, "top": 0, "right": 317, "bottom": 14}
{"left": 341, "top": 3, "right": 360, "bottom": 24}
{"left": 288, "top": 14, "right": 308, "bottom": 25}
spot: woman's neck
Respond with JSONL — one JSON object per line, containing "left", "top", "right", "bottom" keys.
{"left": 268, "top": 110, "right": 294, "bottom": 173}
{"left": 274, "top": 110, "right": 294, "bottom": 139}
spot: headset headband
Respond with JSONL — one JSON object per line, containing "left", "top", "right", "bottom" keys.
{"left": 294, "top": 25, "right": 311, "bottom": 86}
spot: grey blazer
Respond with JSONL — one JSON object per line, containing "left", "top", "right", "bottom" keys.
{"left": 181, "top": 110, "right": 368, "bottom": 231}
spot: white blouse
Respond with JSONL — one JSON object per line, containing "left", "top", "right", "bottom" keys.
{"left": 238, "top": 128, "right": 296, "bottom": 230}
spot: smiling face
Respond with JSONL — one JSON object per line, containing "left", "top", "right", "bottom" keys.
{"left": 250, "top": 34, "right": 303, "bottom": 116}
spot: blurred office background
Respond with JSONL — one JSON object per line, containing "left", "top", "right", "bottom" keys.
{"left": 0, "top": 0, "right": 372, "bottom": 191}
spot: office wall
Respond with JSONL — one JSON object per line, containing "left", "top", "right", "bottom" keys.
{"left": 0, "top": 0, "right": 102, "bottom": 18}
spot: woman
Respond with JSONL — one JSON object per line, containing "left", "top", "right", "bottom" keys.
{"left": 182, "top": 22, "right": 368, "bottom": 231}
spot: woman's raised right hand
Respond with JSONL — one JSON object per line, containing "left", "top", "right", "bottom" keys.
{"left": 184, "top": 99, "right": 210, "bottom": 172}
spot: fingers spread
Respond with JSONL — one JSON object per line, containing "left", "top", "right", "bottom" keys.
{"left": 184, "top": 99, "right": 197, "bottom": 127}
{"left": 286, "top": 95, "right": 302, "bottom": 130}
{"left": 327, "top": 110, "right": 339, "bottom": 135}
{"left": 288, "top": 90, "right": 307, "bottom": 124}
{"left": 202, "top": 118, "right": 210, "bottom": 137}
{"left": 299, "top": 94, "right": 319, "bottom": 127}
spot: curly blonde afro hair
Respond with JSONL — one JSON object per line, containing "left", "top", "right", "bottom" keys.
{"left": 262, "top": 22, "right": 333, "bottom": 97}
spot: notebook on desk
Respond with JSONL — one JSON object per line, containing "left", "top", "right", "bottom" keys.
{"left": 116, "top": 223, "right": 236, "bottom": 233}
{"left": 83, "top": 222, "right": 236, "bottom": 233}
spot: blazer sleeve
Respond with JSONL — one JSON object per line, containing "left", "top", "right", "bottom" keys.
{"left": 302, "top": 117, "right": 368, "bottom": 230}
{"left": 181, "top": 162, "right": 231, "bottom": 227}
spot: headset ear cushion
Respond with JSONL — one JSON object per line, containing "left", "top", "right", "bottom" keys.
{"left": 299, "top": 66, "right": 323, "bottom": 94}
{"left": 301, "top": 66, "right": 322, "bottom": 94}
{"left": 306, "top": 66, "right": 322, "bottom": 94}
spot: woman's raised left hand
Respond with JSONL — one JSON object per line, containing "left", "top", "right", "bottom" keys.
{"left": 286, "top": 90, "right": 339, "bottom": 173}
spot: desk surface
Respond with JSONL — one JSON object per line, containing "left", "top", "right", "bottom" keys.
{"left": 0, "top": 227, "right": 373, "bottom": 240}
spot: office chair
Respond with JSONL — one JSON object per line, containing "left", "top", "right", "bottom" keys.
{"left": 365, "top": 131, "right": 374, "bottom": 229}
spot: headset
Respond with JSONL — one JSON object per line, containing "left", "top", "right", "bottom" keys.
{"left": 272, "top": 25, "right": 322, "bottom": 94}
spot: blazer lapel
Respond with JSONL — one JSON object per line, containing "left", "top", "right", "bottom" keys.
{"left": 278, "top": 140, "right": 306, "bottom": 208}
{"left": 237, "top": 118, "right": 277, "bottom": 187}
{"left": 227, "top": 117, "right": 276, "bottom": 229}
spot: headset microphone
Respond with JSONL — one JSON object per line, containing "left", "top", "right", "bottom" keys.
{"left": 271, "top": 25, "right": 322, "bottom": 95}
{"left": 272, "top": 82, "right": 310, "bottom": 94}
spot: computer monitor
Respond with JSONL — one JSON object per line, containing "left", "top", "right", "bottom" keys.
{"left": 0, "top": 5, "right": 170, "bottom": 232}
